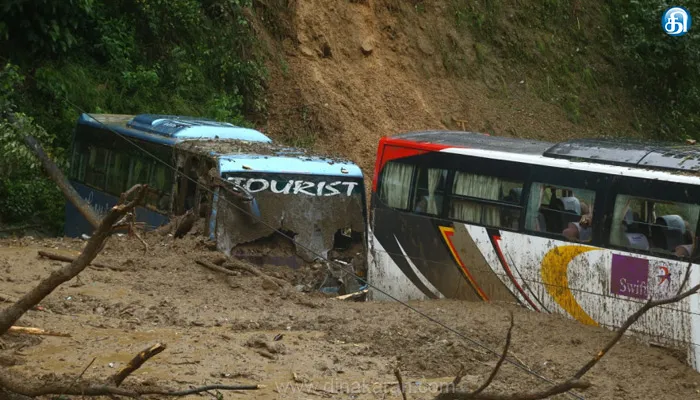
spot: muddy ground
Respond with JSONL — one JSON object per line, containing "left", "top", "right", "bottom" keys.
{"left": 1, "top": 232, "right": 699, "bottom": 400}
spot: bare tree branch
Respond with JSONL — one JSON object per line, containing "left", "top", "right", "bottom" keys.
{"left": 37, "top": 250, "right": 114, "bottom": 270}
{"left": 574, "top": 280, "right": 700, "bottom": 380}
{"left": 0, "top": 374, "right": 262, "bottom": 398}
{"left": 470, "top": 312, "right": 514, "bottom": 396}
{"left": 394, "top": 368, "right": 408, "bottom": 400}
{"left": 111, "top": 343, "right": 167, "bottom": 387}
{"left": 0, "top": 185, "right": 146, "bottom": 335}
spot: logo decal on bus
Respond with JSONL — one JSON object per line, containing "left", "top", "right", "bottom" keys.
{"left": 610, "top": 254, "right": 649, "bottom": 300}
{"left": 438, "top": 226, "right": 489, "bottom": 301}
{"left": 226, "top": 177, "right": 359, "bottom": 197}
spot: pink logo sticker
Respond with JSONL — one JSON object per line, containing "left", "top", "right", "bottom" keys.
{"left": 611, "top": 254, "right": 649, "bottom": 299}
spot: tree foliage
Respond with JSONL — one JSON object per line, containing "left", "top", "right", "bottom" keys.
{"left": 610, "top": 0, "right": 700, "bottom": 139}
{"left": 0, "top": 0, "right": 266, "bottom": 231}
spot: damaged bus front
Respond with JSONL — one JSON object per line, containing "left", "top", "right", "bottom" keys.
{"left": 174, "top": 140, "right": 368, "bottom": 292}
{"left": 65, "top": 113, "right": 369, "bottom": 291}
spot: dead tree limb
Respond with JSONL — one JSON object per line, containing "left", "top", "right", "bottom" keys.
{"left": 22, "top": 135, "right": 101, "bottom": 230}
{"left": 7, "top": 326, "right": 70, "bottom": 337}
{"left": 0, "top": 185, "right": 146, "bottom": 335}
{"left": 37, "top": 250, "right": 113, "bottom": 270}
{"left": 0, "top": 374, "right": 262, "bottom": 398}
{"left": 437, "top": 264, "right": 700, "bottom": 400}
{"left": 394, "top": 369, "right": 408, "bottom": 400}
{"left": 195, "top": 259, "right": 287, "bottom": 289}
{"left": 111, "top": 343, "right": 166, "bottom": 387}
{"left": 470, "top": 312, "right": 514, "bottom": 396}
{"left": 574, "top": 281, "right": 700, "bottom": 380}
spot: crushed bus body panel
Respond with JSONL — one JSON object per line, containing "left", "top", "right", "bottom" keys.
{"left": 368, "top": 131, "right": 700, "bottom": 373}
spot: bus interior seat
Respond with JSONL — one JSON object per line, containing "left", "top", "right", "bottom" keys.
{"left": 542, "top": 198, "right": 566, "bottom": 232}
{"left": 559, "top": 196, "right": 583, "bottom": 226}
{"left": 651, "top": 215, "right": 686, "bottom": 252}
{"left": 560, "top": 197, "right": 582, "bottom": 215}
{"left": 625, "top": 233, "right": 650, "bottom": 251}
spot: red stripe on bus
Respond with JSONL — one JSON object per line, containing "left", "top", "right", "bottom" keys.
{"left": 491, "top": 235, "right": 540, "bottom": 311}
{"left": 439, "top": 226, "right": 489, "bottom": 301}
{"left": 371, "top": 137, "right": 456, "bottom": 192}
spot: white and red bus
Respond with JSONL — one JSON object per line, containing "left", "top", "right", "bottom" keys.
{"left": 367, "top": 130, "right": 700, "bottom": 371}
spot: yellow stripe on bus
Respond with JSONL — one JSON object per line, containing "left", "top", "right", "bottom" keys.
{"left": 541, "top": 245, "right": 599, "bottom": 327}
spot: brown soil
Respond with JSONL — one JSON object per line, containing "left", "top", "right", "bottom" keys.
{"left": 1, "top": 233, "right": 699, "bottom": 399}
{"left": 253, "top": 0, "right": 646, "bottom": 194}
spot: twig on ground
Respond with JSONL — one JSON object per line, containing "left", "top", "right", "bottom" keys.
{"left": 195, "top": 259, "right": 287, "bottom": 289}
{"left": 111, "top": 343, "right": 167, "bottom": 387}
{"left": 394, "top": 368, "right": 408, "bottom": 400}
{"left": 37, "top": 250, "right": 115, "bottom": 271}
{"left": 6, "top": 326, "right": 70, "bottom": 337}
{"left": 470, "top": 312, "right": 514, "bottom": 396}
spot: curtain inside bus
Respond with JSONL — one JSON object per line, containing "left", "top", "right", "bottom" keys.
{"left": 450, "top": 172, "right": 501, "bottom": 226}
{"left": 379, "top": 162, "right": 414, "bottom": 210}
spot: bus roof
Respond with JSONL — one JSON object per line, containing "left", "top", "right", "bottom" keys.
{"left": 79, "top": 113, "right": 272, "bottom": 144}
{"left": 79, "top": 113, "right": 363, "bottom": 178}
{"left": 219, "top": 154, "right": 363, "bottom": 177}
{"left": 176, "top": 139, "right": 363, "bottom": 178}
{"left": 388, "top": 131, "right": 700, "bottom": 173}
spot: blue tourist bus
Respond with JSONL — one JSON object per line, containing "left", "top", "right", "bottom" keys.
{"left": 66, "top": 113, "right": 368, "bottom": 285}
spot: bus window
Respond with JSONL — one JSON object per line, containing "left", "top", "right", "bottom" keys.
{"left": 105, "top": 151, "right": 128, "bottom": 195}
{"left": 128, "top": 157, "right": 151, "bottom": 187}
{"left": 449, "top": 172, "right": 523, "bottom": 229}
{"left": 147, "top": 162, "right": 173, "bottom": 212}
{"left": 412, "top": 167, "right": 448, "bottom": 215}
{"left": 70, "top": 145, "right": 87, "bottom": 182}
{"left": 525, "top": 182, "right": 595, "bottom": 242}
{"left": 379, "top": 161, "right": 416, "bottom": 210}
{"left": 84, "top": 146, "right": 108, "bottom": 190}
{"left": 610, "top": 195, "right": 699, "bottom": 258}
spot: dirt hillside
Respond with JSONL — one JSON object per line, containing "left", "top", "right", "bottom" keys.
{"left": 254, "top": 0, "right": 644, "bottom": 181}
{"left": 2, "top": 233, "right": 700, "bottom": 399}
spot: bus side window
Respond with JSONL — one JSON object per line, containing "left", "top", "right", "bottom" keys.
{"left": 610, "top": 194, "right": 699, "bottom": 258}
{"left": 84, "top": 146, "right": 108, "bottom": 190}
{"left": 525, "top": 182, "right": 595, "bottom": 242}
{"left": 70, "top": 141, "right": 88, "bottom": 182}
{"left": 448, "top": 172, "right": 523, "bottom": 229}
{"left": 378, "top": 161, "right": 416, "bottom": 210}
{"left": 147, "top": 163, "right": 173, "bottom": 212}
{"left": 412, "top": 167, "right": 448, "bottom": 215}
{"left": 105, "top": 151, "right": 128, "bottom": 195}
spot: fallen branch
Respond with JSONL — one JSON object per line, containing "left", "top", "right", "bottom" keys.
{"left": 0, "top": 185, "right": 146, "bottom": 336}
{"left": 437, "top": 262, "right": 700, "bottom": 400}
{"left": 334, "top": 289, "right": 369, "bottom": 300}
{"left": 37, "top": 251, "right": 114, "bottom": 270}
{"left": 0, "top": 374, "right": 263, "bottom": 398}
{"left": 111, "top": 343, "right": 166, "bottom": 387}
{"left": 196, "top": 259, "right": 287, "bottom": 289}
{"left": 22, "top": 134, "right": 101, "bottom": 230}
{"left": 7, "top": 326, "right": 70, "bottom": 337}
{"left": 394, "top": 369, "right": 408, "bottom": 400}
{"left": 470, "top": 312, "right": 514, "bottom": 396}
{"left": 574, "top": 281, "right": 700, "bottom": 380}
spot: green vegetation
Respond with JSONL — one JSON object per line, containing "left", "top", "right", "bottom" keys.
{"left": 0, "top": 0, "right": 267, "bottom": 232}
{"left": 448, "top": 0, "right": 700, "bottom": 136}
{"left": 609, "top": 0, "right": 700, "bottom": 139}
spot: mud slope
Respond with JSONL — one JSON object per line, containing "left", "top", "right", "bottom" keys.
{"left": 255, "top": 0, "right": 643, "bottom": 179}
{"left": 1, "top": 234, "right": 700, "bottom": 399}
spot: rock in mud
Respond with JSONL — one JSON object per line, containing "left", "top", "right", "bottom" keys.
{"left": 361, "top": 39, "right": 374, "bottom": 55}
